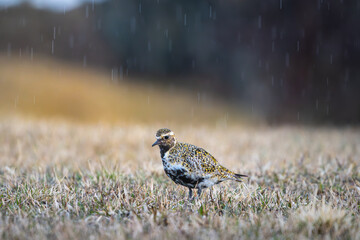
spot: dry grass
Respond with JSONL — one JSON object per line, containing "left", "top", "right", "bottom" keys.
{"left": 0, "top": 117, "right": 359, "bottom": 239}
{"left": 0, "top": 56, "right": 358, "bottom": 239}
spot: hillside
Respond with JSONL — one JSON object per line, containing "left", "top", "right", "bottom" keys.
{"left": 0, "top": 56, "right": 250, "bottom": 126}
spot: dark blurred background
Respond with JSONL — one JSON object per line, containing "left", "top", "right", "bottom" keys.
{"left": 1, "top": 0, "right": 359, "bottom": 124}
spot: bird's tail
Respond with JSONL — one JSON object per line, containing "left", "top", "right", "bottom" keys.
{"left": 219, "top": 166, "right": 248, "bottom": 182}
{"left": 233, "top": 173, "right": 248, "bottom": 182}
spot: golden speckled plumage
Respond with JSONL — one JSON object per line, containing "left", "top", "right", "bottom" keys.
{"left": 167, "top": 142, "right": 233, "bottom": 178}
{"left": 152, "top": 128, "right": 247, "bottom": 199}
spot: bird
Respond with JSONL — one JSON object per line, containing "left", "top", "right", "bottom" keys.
{"left": 152, "top": 128, "right": 247, "bottom": 199}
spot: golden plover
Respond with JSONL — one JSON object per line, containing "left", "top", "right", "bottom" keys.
{"left": 152, "top": 128, "right": 247, "bottom": 199}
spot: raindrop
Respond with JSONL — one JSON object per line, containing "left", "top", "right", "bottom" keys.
{"left": 19, "top": 48, "right": 22, "bottom": 57}
{"left": 147, "top": 96, "right": 150, "bottom": 104}
{"left": 51, "top": 40, "right": 54, "bottom": 54}
{"left": 83, "top": 56, "right": 87, "bottom": 67}
{"left": 271, "top": 76, "right": 274, "bottom": 86}
{"left": 258, "top": 15, "right": 262, "bottom": 29}
{"left": 53, "top": 27, "right": 56, "bottom": 39}
{"left": 184, "top": 13, "right": 187, "bottom": 26}
{"left": 197, "top": 93, "right": 200, "bottom": 103}
{"left": 139, "top": 3, "right": 142, "bottom": 14}
{"left": 176, "top": 5, "right": 182, "bottom": 22}
{"left": 33, "top": 96, "right": 36, "bottom": 104}
{"left": 326, "top": 77, "right": 329, "bottom": 86}
{"left": 30, "top": 48, "right": 33, "bottom": 60}
{"left": 130, "top": 17, "right": 136, "bottom": 33}
{"left": 280, "top": 0, "right": 283, "bottom": 9}
{"left": 344, "top": 68, "right": 349, "bottom": 87}
{"left": 119, "top": 66, "right": 123, "bottom": 80}
{"left": 285, "top": 52, "right": 290, "bottom": 67}
{"left": 164, "top": 29, "right": 168, "bottom": 38}
{"left": 14, "top": 96, "right": 18, "bottom": 109}
{"left": 330, "top": 54, "right": 333, "bottom": 64}
{"left": 168, "top": 39, "right": 172, "bottom": 52}
{"left": 63, "top": 6, "right": 66, "bottom": 14}
{"left": 111, "top": 68, "right": 115, "bottom": 81}
{"left": 69, "top": 35, "right": 74, "bottom": 48}
{"left": 85, "top": 5, "right": 89, "bottom": 18}
{"left": 297, "top": 112, "right": 300, "bottom": 120}
{"left": 209, "top": 5, "right": 212, "bottom": 18}
{"left": 272, "top": 26, "right": 277, "bottom": 39}
{"left": 297, "top": 40, "right": 300, "bottom": 52}
{"left": 222, "top": 114, "right": 228, "bottom": 128}
{"left": 7, "top": 43, "right": 11, "bottom": 56}
{"left": 92, "top": 0, "right": 95, "bottom": 11}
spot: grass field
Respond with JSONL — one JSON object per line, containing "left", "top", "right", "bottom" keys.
{"left": 0, "top": 57, "right": 359, "bottom": 239}
{"left": 0, "top": 117, "right": 359, "bottom": 239}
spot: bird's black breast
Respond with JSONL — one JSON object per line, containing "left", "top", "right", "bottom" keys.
{"left": 162, "top": 162, "right": 204, "bottom": 189}
{"left": 160, "top": 145, "right": 171, "bottom": 158}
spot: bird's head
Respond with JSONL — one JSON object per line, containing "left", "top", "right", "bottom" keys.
{"left": 152, "top": 128, "right": 176, "bottom": 148}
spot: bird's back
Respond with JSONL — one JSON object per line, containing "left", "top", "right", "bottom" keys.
{"left": 165, "top": 142, "right": 238, "bottom": 183}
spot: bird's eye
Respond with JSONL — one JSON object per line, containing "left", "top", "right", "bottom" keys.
{"left": 164, "top": 136, "right": 169, "bottom": 140}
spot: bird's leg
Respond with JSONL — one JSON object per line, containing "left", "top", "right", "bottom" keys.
{"left": 209, "top": 187, "right": 214, "bottom": 202}
{"left": 197, "top": 188, "right": 202, "bottom": 198}
{"left": 188, "top": 188, "right": 193, "bottom": 200}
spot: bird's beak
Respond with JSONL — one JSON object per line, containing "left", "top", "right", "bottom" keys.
{"left": 152, "top": 139, "right": 160, "bottom": 147}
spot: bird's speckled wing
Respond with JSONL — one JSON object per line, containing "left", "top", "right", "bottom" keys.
{"left": 168, "top": 142, "right": 221, "bottom": 176}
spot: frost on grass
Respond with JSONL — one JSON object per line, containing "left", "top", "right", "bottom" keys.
{"left": 0, "top": 117, "right": 359, "bottom": 239}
